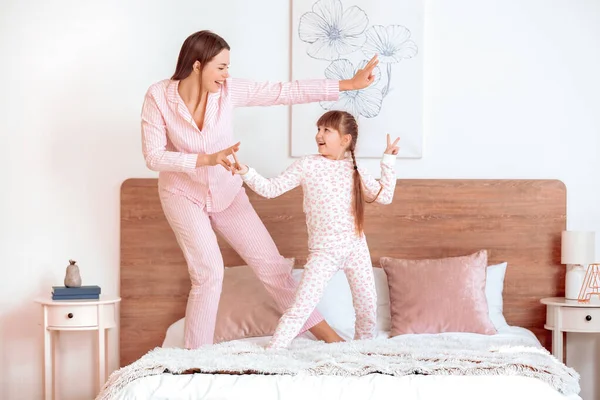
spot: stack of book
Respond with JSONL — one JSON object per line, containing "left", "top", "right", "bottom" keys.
{"left": 52, "top": 285, "right": 101, "bottom": 301}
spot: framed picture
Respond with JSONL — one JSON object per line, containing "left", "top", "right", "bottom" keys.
{"left": 291, "top": 0, "right": 423, "bottom": 158}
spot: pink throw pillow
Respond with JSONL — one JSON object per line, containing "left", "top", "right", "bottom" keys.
{"left": 214, "top": 264, "right": 284, "bottom": 343}
{"left": 380, "top": 250, "right": 497, "bottom": 336}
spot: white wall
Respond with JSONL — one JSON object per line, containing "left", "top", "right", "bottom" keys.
{"left": 1, "top": 0, "right": 598, "bottom": 399}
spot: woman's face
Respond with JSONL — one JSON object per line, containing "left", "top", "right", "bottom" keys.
{"left": 201, "top": 49, "right": 230, "bottom": 93}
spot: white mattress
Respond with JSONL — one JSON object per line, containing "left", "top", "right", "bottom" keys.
{"left": 111, "top": 326, "right": 581, "bottom": 400}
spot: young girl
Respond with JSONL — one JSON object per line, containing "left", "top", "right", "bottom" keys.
{"left": 233, "top": 110, "right": 399, "bottom": 349}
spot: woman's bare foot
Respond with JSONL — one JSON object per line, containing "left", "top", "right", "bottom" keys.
{"left": 309, "top": 320, "right": 345, "bottom": 343}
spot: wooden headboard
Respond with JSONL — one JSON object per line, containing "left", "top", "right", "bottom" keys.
{"left": 120, "top": 179, "right": 566, "bottom": 367}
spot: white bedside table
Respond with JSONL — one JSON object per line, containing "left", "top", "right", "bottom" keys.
{"left": 540, "top": 297, "right": 600, "bottom": 363}
{"left": 35, "top": 296, "right": 121, "bottom": 400}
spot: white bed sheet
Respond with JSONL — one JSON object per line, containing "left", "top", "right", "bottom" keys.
{"left": 112, "top": 327, "right": 581, "bottom": 400}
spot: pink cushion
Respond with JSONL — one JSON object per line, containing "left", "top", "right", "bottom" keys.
{"left": 380, "top": 250, "right": 497, "bottom": 336}
{"left": 214, "top": 264, "right": 283, "bottom": 343}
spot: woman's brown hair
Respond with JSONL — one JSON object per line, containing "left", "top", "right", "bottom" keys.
{"left": 316, "top": 110, "right": 380, "bottom": 235}
{"left": 171, "top": 30, "right": 230, "bottom": 80}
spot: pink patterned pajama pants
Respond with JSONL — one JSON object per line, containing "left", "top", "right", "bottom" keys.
{"left": 268, "top": 238, "right": 377, "bottom": 349}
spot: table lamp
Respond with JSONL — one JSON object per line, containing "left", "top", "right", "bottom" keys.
{"left": 561, "top": 231, "right": 596, "bottom": 300}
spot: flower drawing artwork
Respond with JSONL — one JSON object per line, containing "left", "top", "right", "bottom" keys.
{"left": 298, "top": 0, "right": 419, "bottom": 118}
{"left": 362, "top": 25, "right": 418, "bottom": 97}
{"left": 298, "top": 0, "right": 369, "bottom": 60}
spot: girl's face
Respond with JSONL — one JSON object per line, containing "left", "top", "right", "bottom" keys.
{"left": 197, "top": 49, "right": 230, "bottom": 93}
{"left": 315, "top": 125, "right": 351, "bottom": 159}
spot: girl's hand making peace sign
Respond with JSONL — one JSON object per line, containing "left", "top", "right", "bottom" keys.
{"left": 384, "top": 134, "right": 400, "bottom": 155}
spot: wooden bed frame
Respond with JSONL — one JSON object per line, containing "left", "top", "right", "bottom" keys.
{"left": 119, "top": 178, "right": 566, "bottom": 367}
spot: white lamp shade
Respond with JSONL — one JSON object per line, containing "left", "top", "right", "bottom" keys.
{"left": 561, "top": 231, "right": 595, "bottom": 265}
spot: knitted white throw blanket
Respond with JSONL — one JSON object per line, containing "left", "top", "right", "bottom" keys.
{"left": 96, "top": 335, "right": 579, "bottom": 400}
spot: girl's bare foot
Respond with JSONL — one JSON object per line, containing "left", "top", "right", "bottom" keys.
{"left": 309, "top": 320, "right": 345, "bottom": 343}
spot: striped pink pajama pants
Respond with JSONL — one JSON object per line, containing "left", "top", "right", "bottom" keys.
{"left": 159, "top": 187, "right": 324, "bottom": 349}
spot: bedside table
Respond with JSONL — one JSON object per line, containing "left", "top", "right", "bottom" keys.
{"left": 540, "top": 297, "right": 600, "bottom": 363}
{"left": 35, "top": 296, "right": 121, "bottom": 400}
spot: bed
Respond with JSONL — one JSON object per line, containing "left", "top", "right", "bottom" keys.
{"left": 105, "top": 178, "right": 581, "bottom": 400}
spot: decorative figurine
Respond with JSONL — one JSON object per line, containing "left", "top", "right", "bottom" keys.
{"left": 64, "top": 259, "right": 82, "bottom": 288}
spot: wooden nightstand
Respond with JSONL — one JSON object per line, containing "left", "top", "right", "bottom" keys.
{"left": 540, "top": 297, "right": 600, "bottom": 363}
{"left": 35, "top": 296, "right": 121, "bottom": 400}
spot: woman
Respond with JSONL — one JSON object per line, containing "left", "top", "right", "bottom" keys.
{"left": 141, "top": 30, "right": 378, "bottom": 349}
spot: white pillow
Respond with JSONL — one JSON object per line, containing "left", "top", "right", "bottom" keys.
{"left": 291, "top": 269, "right": 355, "bottom": 339}
{"left": 486, "top": 261, "right": 509, "bottom": 330}
{"left": 374, "top": 268, "right": 392, "bottom": 332}
{"left": 291, "top": 267, "right": 390, "bottom": 339}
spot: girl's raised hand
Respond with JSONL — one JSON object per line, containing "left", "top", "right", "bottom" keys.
{"left": 384, "top": 134, "right": 400, "bottom": 155}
